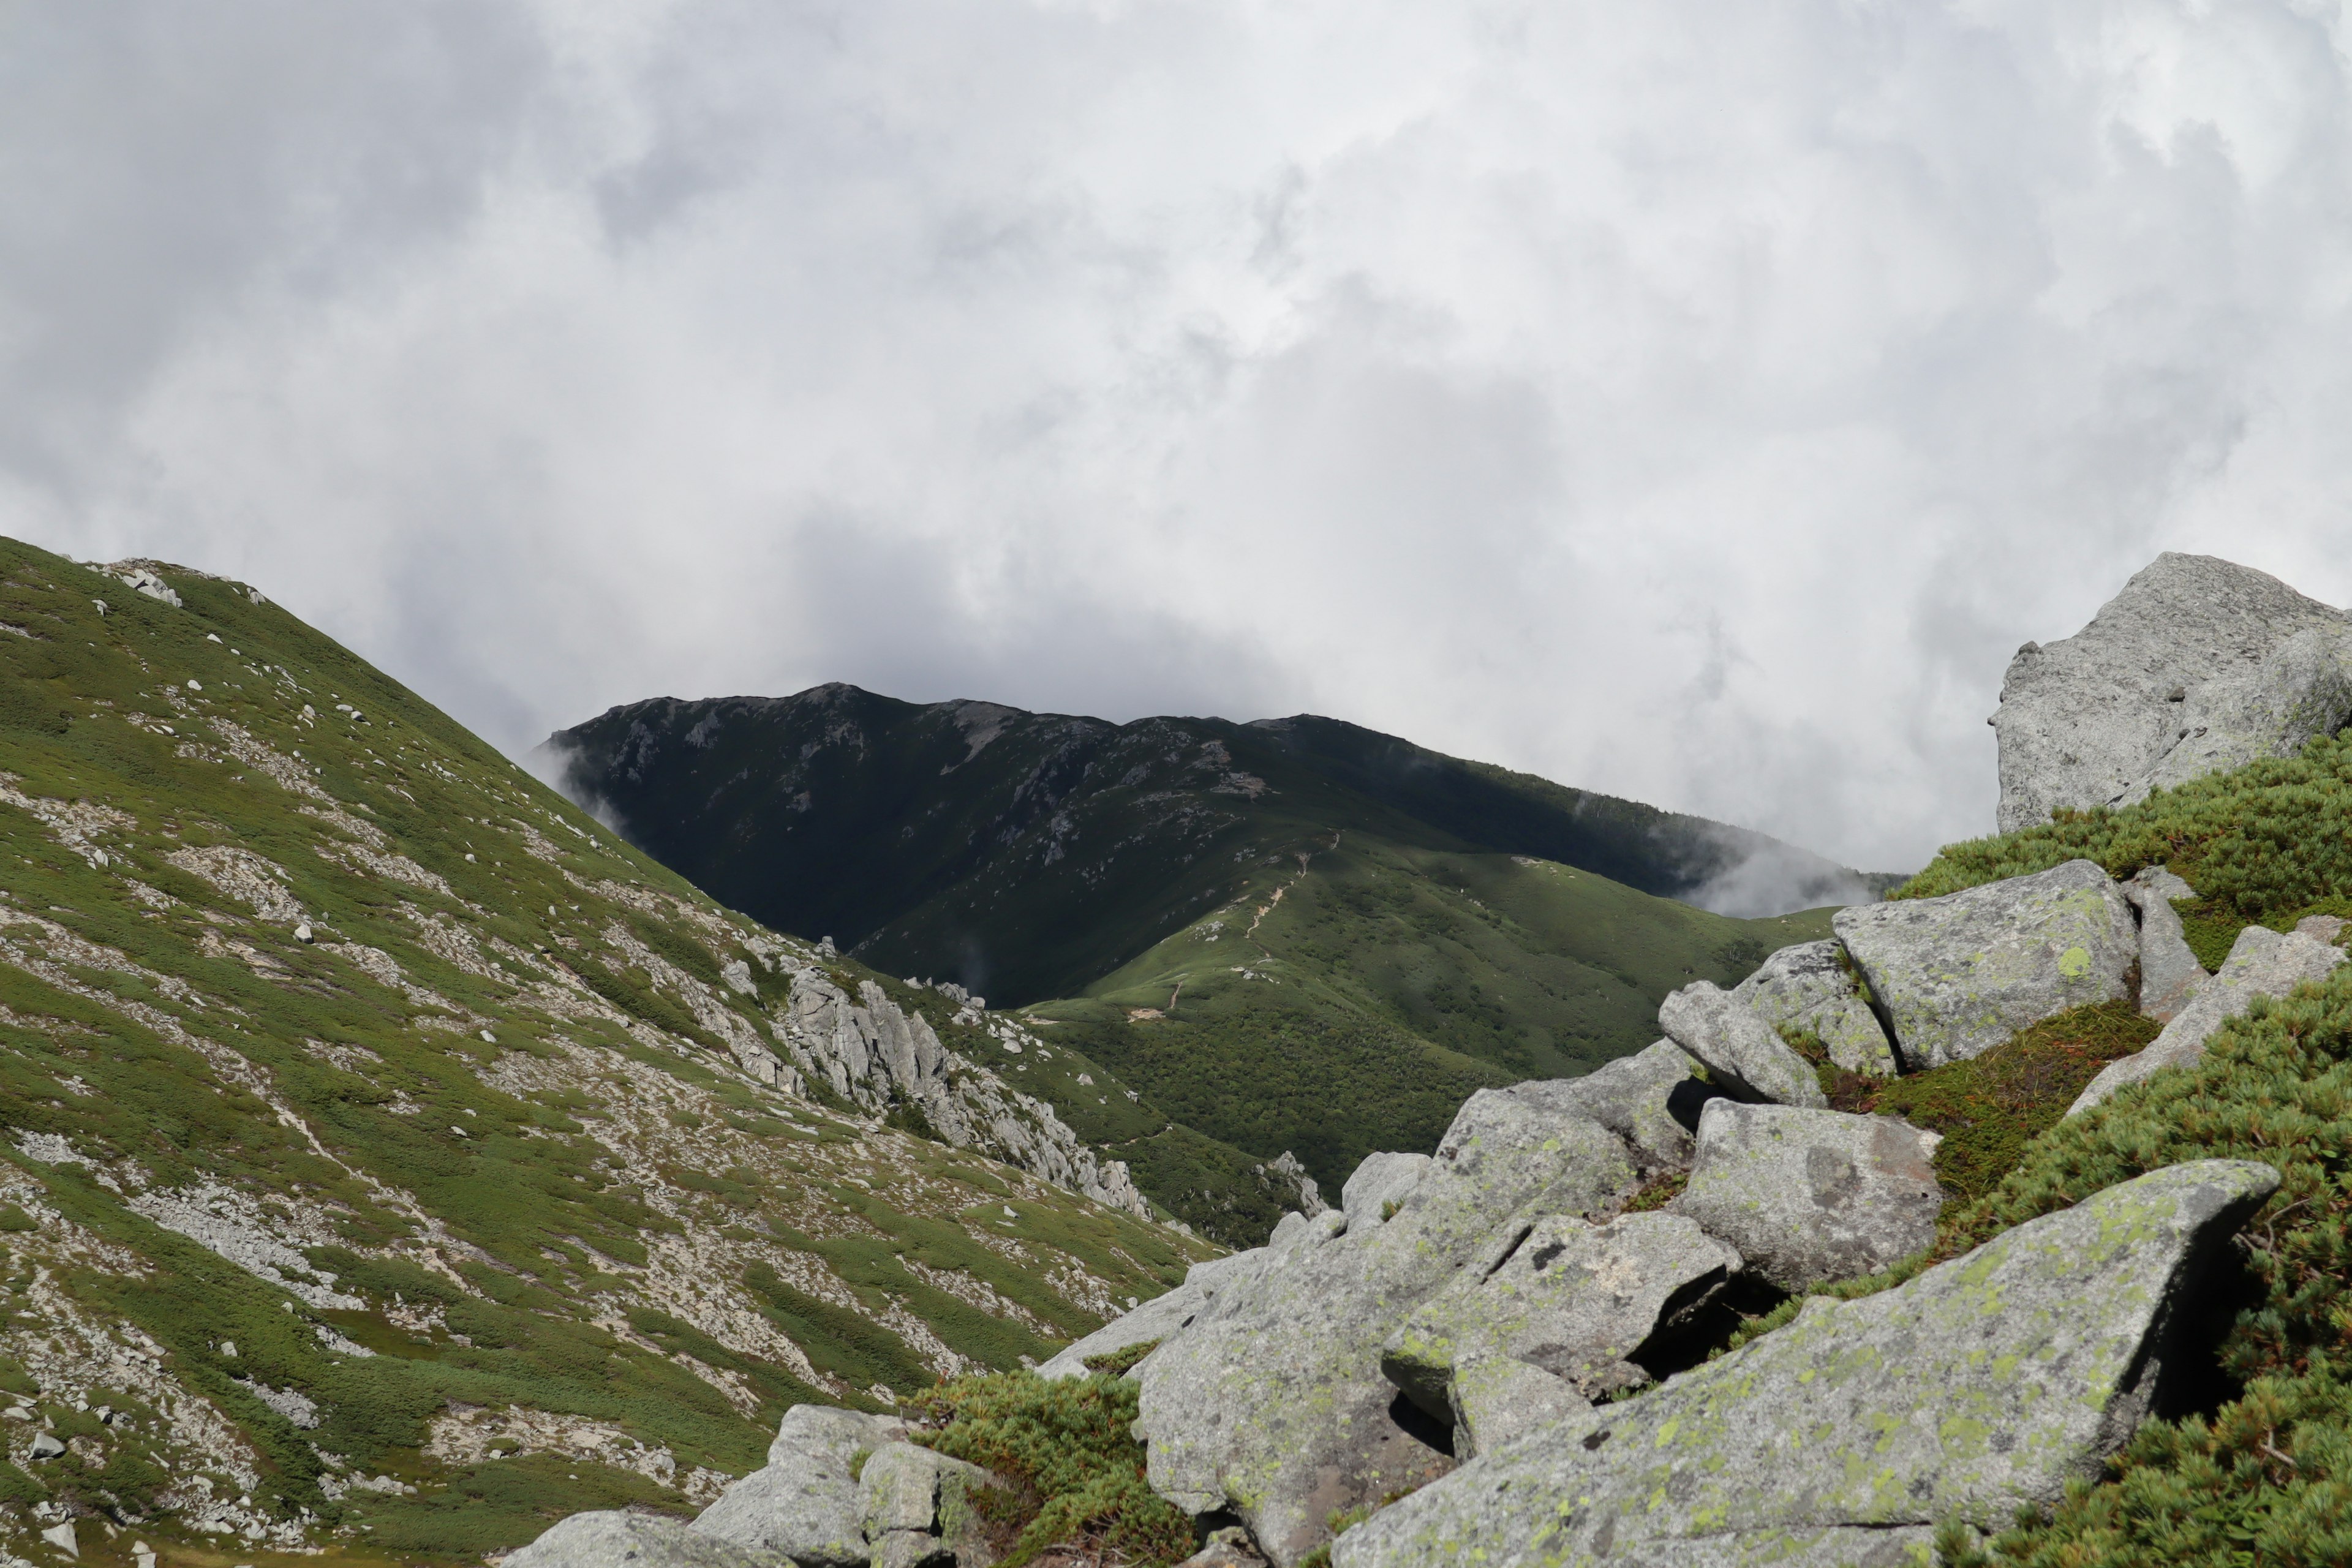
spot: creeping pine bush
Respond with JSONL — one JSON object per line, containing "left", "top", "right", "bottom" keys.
{"left": 1906, "top": 965, "right": 2352, "bottom": 1566}
{"left": 903, "top": 1371, "right": 1194, "bottom": 1568}
{"left": 1897, "top": 732, "right": 2352, "bottom": 921}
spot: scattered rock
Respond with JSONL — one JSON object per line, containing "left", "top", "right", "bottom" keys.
{"left": 2071, "top": 924, "right": 2348, "bottom": 1115}
{"left": 1991, "top": 552, "right": 2350, "bottom": 831}
{"left": 1547, "top": 1038, "right": 1712, "bottom": 1175}
{"left": 39, "top": 1521, "right": 75, "bottom": 1558}
{"left": 1340, "top": 1152, "right": 1431, "bottom": 1230}
{"left": 1382, "top": 1211, "right": 1738, "bottom": 1457}
{"left": 2126, "top": 867, "right": 2205, "bottom": 1023}
{"left": 859, "top": 1440, "right": 998, "bottom": 1568}
{"left": 1657, "top": 982, "right": 1826, "bottom": 1107}
{"left": 1181, "top": 1525, "right": 1271, "bottom": 1567}
{"left": 505, "top": 1510, "right": 769, "bottom": 1568}
{"left": 1135, "top": 1090, "right": 1640, "bottom": 1566}
{"left": 693, "top": 1404, "right": 904, "bottom": 1565}
{"left": 1728, "top": 940, "right": 1898, "bottom": 1077}
{"left": 1834, "top": 858, "right": 2137, "bottom": 1069}
{"left": 1333, "top": 1160, "right": 2281, "bottom": 1568}
{"left": 1675, "top": 1101, "right": 1943, "bottom": 1291}
{"left": 28, "top": 1431, "right": 64, "bottom": 1460}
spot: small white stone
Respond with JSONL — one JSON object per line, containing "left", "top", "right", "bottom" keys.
{"left": 464, "top": 853, "right": 476, "bottom": 862}
{"left": 478, "top": 1030, "right": 496, "bottom": 1044}
{"left": 186, "top": 679, "right": 202, "bottom": 692}
{"left": 294, "top": 924, "right": 314, "bottom": 943}
{"left": 206, "top": 633, "right": 221, "bottom": 643}
{"left": 219, "top": 1340, "right": 237, "bottom": 1357}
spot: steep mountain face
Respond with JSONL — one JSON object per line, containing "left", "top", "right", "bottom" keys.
{"left": 0, "top": 540, "right": 1213, "bottom": 1564}
{"left": 545, "top": 688, "right": 1863, "bottom": 1205}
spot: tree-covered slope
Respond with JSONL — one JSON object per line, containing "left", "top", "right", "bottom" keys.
{"left": 545, "top": 688, "right": 1884, "bottom": 1008}
{"left": 0, "top": 540, "right": 1213, "bottom": 1566}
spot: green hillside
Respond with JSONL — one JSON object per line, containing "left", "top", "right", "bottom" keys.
{"left": 549, "top": 690, "right": 1864, "bottom": 1200}
{"left": 0, "top": 540, "right": 1213, "bottom": 1566}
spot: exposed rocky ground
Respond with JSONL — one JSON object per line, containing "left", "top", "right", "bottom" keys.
{"left": 508, "top": 553, "right": 2352, "bottom": 1568}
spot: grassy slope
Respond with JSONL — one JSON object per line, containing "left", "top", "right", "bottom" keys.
{"left": 553, "top": 692, "right": 1849, "bottom": 1205}
{"left": 0, "top": 540, "right": 1212, "bottom": 1566}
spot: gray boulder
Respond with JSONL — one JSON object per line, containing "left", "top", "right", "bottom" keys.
{"left": 1135, "top": 1086, "right": 1641, "bottom": 1567}
{"left": 1333, "top": 1159, "right": 2281, "bottom": 1568}
{"left": 1382, "top": 1211, "right": 1738, "bottom": 1457}
{"left": 1675, "top": 1101, "right": 1943, "bottom": 1291}
{"left": 505, "top": 1512, "right": 769, "bottom": 1568}
{"left": 2071, "top": 923, "right": 2346, "bottom": 1115}
{"left": 1729, "top": 940, "right": 1898, "bottom": 1077}
{"left": 1550, "top": 1038, "right": 1711, "bottom": 1174}
{"left": 2125, "top": 866, "right": 2205, "bottom": 1023}
{"left": 1834, "top": 859, "right": 2137, "bottom": 1069}
{"left": 1658, "top": 982, "right": 1827, "bottom": 1107}
{"left": 1340, "top": 1152, "right": 1431, "bottom": 1229}
{"left": 859, "top": 1441, "right": 998, "bottom": 1568}
{"left": 1991, "top": 552, "right": 2349, "bottom": 832}
{"left": 1035, "top": 1242, "right": 1286, "bottom": 1381}
{"left": 694, "top": 1404, "right": 904, "bottom": 1564}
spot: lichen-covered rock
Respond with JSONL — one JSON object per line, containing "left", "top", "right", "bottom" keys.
{"left": 1381, "top": 1212, "right": 1738, "bottom": 1456}
{"left": 693, "top": 1404, "right": 905, "bottom": 1564}
{"left": 1990, "top": 552, "right": 2348, "bottom": 831}
{"left": 1834, "top": 859, "right": 2136, "bottom": 1069}
{"left": 2128, "top": 623, "right": 2352, "bottom": 806}
{"left": 1550, "top": 1038, "right": 1713, "bottom": 1174}
{"left": 2125, "top": 865, "right": 2205, "bottom": 1023}
{"left": 1341, "top": 1152, "right": 1432, "bottom": 1229}
{"left": 1658, "top": 982, "right": 1826, "bottom": 1107}
{"left": 859, "top": 1441, "right": 998, "bottom": 1568}
{"left": 1332, "top": 1159, "right": 2282, "bottom": 1568}
{"left": 2071, "top": 924, "right": 2346, "bottom": 1115}
{"left": 1675, "top": 1101, "right": 1942, "bottom": 1291}
{"left": 1440, "top": 1352, "right": 1593, "bottom": 1460}
{"left": 1135, "top": 1090, "right": 1640, "bottom": 1567}
{"left": 1039, "top": 1242, "right": 1300, "bottom": 1380}
{"left": 505, "top": 1511, "right": 771, "bottom": 1568}
{"left": 1729, "top": 940, "right": 1897, "bottom": 1077}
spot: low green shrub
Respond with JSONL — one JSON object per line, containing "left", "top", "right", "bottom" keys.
{"left": 902, "top": 1371, "right": 1194, "bottom": 1567}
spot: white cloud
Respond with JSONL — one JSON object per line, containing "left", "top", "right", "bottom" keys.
{"left": 9, "top": 0, "right": 2352, "bottom": 873}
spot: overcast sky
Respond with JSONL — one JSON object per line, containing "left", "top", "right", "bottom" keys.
{"left": 7, "top": 1, "right": 2352, "bottom": 875}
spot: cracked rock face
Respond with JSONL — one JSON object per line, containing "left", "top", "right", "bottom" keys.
{"left": 1381, "top": 1212, "right": 1738, "bottom": 1458}
{"left": 1834, "top": 859, "right": 2136, "bottom": 1069}
{"left": 1675, "top": 1101, "right": 1943, "bottom": 1292}
{"left": 2071, "top": 922, "right": 2346, "bottom": 1115}
{"left": 1334, "top": 1159, "right": 2281, "bottom": 1568}
{"left": 1991, "top": 552, "right": 2350, "bottom": 832}
{"left": 1135, "top": 1090, "right": 1641, "bottom": 1567}
{"left": 1729, "top": 940, "right": 1898, "bottom": 1078}
{"left": 1658, "top": 982, "right": 1828, "bottom": 1107}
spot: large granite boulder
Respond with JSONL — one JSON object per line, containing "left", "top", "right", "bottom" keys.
{"left": 860, "top": 1442, "right": 998, "bottom": 1568}
{"left": 1991, "top": 552, "right": 2349, "bottom": 832}
{"left": 1675, "top": 1101, "right": 1943, "bottom": 1291}
{"left": 1381, "top": 1212, "right": 1738, "bottom": 1457}
{"left": 1657, "top": 983, "right": 1826, "bottom": 1107}
{"left": 1333, "top": 1159, "right": 2282, "bottom": 1568}
{"left": 1038, "top": 1238, "right": 1317, "bottom": 1380}
{"left": 1728, "top": 940, "right": 1898, "bottom": 1077}
{"left": 1134, "top": 1086, "right": 1642, "bottom": 1566}
{"left": 1340, "top": 1152, "right": 1432, "bottom": 1230}
{"left": 504, "top": 1512, "right": 769, "bottom": 1568}
{"left": 1834, "top": 859, "right": 2136, "bottom": 1069}
{"left": 694, "top": 1404, "right": 906, "bottom": 1564}
{"left": 1550, "top": 1038, "right": 1716, "bottom": 1175}
{"left": 2070, "top": 922, "right": 2346, "bottom": 1115}
{"left": 2125, "top": 865, "right": 2205, "bottom": 1023}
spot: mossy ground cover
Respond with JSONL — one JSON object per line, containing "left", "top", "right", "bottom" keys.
{"left": 0, "top": 539, "right": 1212, "bottom": 1562}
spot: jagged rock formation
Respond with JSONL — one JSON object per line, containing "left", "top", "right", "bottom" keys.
{"left": 1657, "top": 981, "right": 1827, "bottom": 1106}
{"left": 1728, "top": 938, "right": 1897, "bottom": 1076}
{"left": 1335, "top": 1161, "right": 2278, "bottom": 1568}
{"left": 1992, "top": 552, "right": 2352, "bottom": 831}
{"left": 1675, "top": 1101, "right": 1943, "bottom": 1291}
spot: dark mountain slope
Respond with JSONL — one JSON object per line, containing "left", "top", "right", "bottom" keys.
{"left": 546, "top": 687, "right": 1879, "bottom": 1008}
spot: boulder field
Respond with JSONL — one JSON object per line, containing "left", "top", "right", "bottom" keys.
{"left": 505, "top": 555, "right": 2352, "bottom": 1568}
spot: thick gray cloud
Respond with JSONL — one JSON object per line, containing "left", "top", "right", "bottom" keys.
{"left": 7, "top": 0, "right": 2351, "bottom": 875}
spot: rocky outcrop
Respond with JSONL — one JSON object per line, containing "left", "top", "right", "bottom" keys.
{"left": 1834, "top": 858, "right": 2137, "bottom": 1069}
{"left": 758, "top": 955, "right": 1150, "bottom": 1218}
{"left": 2070, "top": 922, "right": 2345, "bottom": 1115}
{"left": 1674, "top": 1101, "right": 1943, "bottom": 1291}
{"left": 1659, "top": 981, "right": 1827, "bottom": 1107}
{"left": 505, "top": 1512, "right": 769, "bottom": 1568}
{"left": 1133, "top": 1090, "right": 1643, "bottom": 1566}
{"left": 1728, "top": 939, "right": 1898, "bottom": 1077}
{"left": 693, "top": 1404, "right": 903, "bottom": 1565}
{"left": 1333, "top": 1160, "right": 2280, "bottom": 1568}
{"left": 1381, "top": 1212, "right": 1738, "bottom": 1458}
{"left": 1991, "top": 553, "right": 2351, "bottom": 831}
{"left": 1340, "top": 1152, "right": 1431, "bottom": 1229}
{"left": 859, "top": 1442, "right": 998, "bottom": 1568}
{"left": 2127, "top": 865, "right": 2205, "bottom": 1022}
